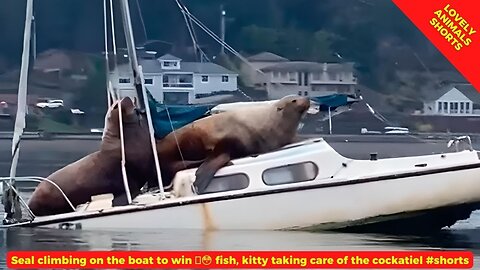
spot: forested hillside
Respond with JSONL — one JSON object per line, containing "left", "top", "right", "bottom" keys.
{"left": 0, "top": 0, "right": 466, "bottom": 108}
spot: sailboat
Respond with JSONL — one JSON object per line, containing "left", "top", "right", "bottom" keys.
{"left": 2, "top": 0, "right": 480, "bottom": 235}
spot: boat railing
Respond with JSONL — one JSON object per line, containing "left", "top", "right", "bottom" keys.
{"left": 447, "top": 135, "right": 474, "bottom": 152}
{"left": 0, "top": 176, "right": 76, "bottom": 219}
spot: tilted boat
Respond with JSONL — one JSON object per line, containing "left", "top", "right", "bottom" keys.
{"left": 3, "top": 136, "right": 480, "bottom": 234}
{"left": 2, "top": 0, "right": 480, "bottom": 235}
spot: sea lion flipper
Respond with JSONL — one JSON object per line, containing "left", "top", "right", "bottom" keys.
{"left": 112, "top": 188, "right": 142, "bottom": 207}
{"left": 147, "top": 159, "right": 206, "bottom": 190}
{"left": 173, "top": 159, "right": 207, "bottom": 171}
{"left": 194, "top": 152, "right": 231, "bottom": 194}
{"left": 112, "top": 194, "right": 129, "bottom": 207}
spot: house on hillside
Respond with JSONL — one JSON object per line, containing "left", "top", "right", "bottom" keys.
{"left": 240, "top": 51, "right": 359, "bottom": 100}
{"left": 111, "top": 53, "right": 239, "bottom": 105}
{"left": 33, "top": 49, "right": 98, "bottom": 87}
{"left": 421, "top": 84, "right": 480, "bottom": 116}
{"left": 240, "top": 52, "right": 290, "bottom": 89}
{"left": 0, "top": 49, "right": 99, "bottom": 107}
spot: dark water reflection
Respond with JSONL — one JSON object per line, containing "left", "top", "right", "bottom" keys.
{"left": 2, "top": 227, "right": 480, "bottom": 267}
{"left": 4, "top": 227, "right": 480, "bottom": 252}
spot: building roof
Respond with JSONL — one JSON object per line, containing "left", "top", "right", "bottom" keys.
{"left": 260, "top": 61, "right": 355, "bottom": 73}
{"left": 424, "top": 83, "right": 480, "bottom": 103}
{"left": 158, "top": 53, "right": 181, "bottom": 61}
{"left": 246, "top": 52, "right": 289, "bottom": 62}
{"left": 124, "top": 58, "right": 238, "bottom": 75}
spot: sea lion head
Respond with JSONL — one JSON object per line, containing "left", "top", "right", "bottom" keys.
{"left": 271, "top": 95, "right": 310, "bottom": 136}
{"left": 108, "top": 96, "right": 143, "bottom": 124}
{"left": 102, "top": 96, "right": 149, "bottom": 149}
{"left": 275, "top": 95, "right": 311, "bottom": 118}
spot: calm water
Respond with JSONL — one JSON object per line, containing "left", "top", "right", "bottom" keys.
{"left": 2, "top": 138, "right": 480, "bottom": 268}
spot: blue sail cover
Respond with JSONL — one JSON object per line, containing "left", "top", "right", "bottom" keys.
{"left": 310, "top": 94, "right": 350, "bottom": 111}
{"left": 146, "top": 90, "right": 356, "bottom": 139}
{"left": 146, "top": 90, "right": 214, "bottom": 139}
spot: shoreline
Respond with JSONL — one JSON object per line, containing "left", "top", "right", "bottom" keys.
{"left": 1, "top": 131, "right": 480, "bottom": 144}
{"left": 0, "top": 131, "right": 480, "bottom": 142}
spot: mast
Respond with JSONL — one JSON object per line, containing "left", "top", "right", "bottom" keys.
{"left": 108, "top": 0, "right": 119, "bottom": 101}
{"left": 220, "top": 5, "right": 225, "bottom": 55}
{"left": 118, "top": 0, "right": 165, "bottom": 199}
{"left": 118, "top": 0, "right": 143, "bottom": 106}
{"left": 2, "top": 0, "right": 35, "bottom": 223}
{"left": 103, "top": 0, "right": 112, "bottom": 107}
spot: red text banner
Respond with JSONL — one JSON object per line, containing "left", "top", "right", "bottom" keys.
{"left": 7, "top": 250, "right": 474, "bottom": 269}
{"left": 392, "top": 0, "right": 480, "bottom": 92}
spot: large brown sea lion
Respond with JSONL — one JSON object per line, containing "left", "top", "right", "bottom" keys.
{"left": 27, "top": 97, "right": 158, "bottom": 216}
{"left": 152, "top": 95, "right": 311, "bottom": 194}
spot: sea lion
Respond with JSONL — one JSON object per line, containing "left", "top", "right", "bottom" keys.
{"left": 153, "top": 95, "right": 311, "bottom": 194}
{"left": 27, "top": 97, "right": 158, "bottom": 216}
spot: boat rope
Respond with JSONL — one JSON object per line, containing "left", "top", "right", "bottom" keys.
{"left": 1, "top": 180, "right": 35, "bottom": 220}
{"left": 0, "top": 176, "right": 76, "bottom": 214}
{"left": 119, "top": 0, "right": 142, "bottom": 91}
{"left": 103, "top": 0, "right": 115, "bottom": 106}
{"left": 134, "top": 0, "right": 148, "bottom": 44}
{"left": 173, "top": 1, "right": 254, "bottom": 102}
{"left": 108, "top": 0, "right": 134, "bottom": 204}
{"left": 182, "top": 4, "right": 260, "bottom": 101}
{"left": 109, "top": 0, "right": 119, "bottom": 98}
{"left": 115, "top": 94, "right": 132, "bottom": 204}
{"left": 178, "top": 3, "right": 263, "bottom": 75}
{"left": 103, "top": 0, "right": 110, "bottom": 107}
{"left": 163, "top": 101, "right": 187, "bottom": 169}
{"left": 175, "top": 0, "right": 197, "bottom": 61}
{"left": 138, "top": 68, "right": 166, "bottom": 198}
{"left": 235, "top": 87, "right": 254, "bottom": 102}
{"left": 174, "top": 0, "right": 209, "bottom": 63}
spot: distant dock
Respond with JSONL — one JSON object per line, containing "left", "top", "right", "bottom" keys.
{"left": 0, "top": 131, "right": 103, "bottom": 140}
{"left": 1, "top": 131, "right": 478, "bottom": 178}
{"left": 2, "top": 130, "right": 479, "bottom": 144}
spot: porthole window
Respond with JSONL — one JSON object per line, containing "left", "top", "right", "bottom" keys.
{"left": 262, "top": 162, "right": 318, "bottom": 186}
{"left": 202, "top": 173, "right": 250, "bottom": 194}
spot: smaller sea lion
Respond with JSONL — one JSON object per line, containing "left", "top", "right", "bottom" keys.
{"left": 154, "top": 95, "right": 311, "bottom": 194}
{"left": 27, "top": 97, "right": 157, "bottom": 216}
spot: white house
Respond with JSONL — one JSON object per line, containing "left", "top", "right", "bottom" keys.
{"left": 240, "top": 52, "right": 358, "bottom": 100}
{"left": 240, "top": 52, "right": 290, "bottom": 89}
{"left": 111, "top": 53, "right": 238, "bottom": 105}
{"left": 422, "top": 84, "right": 480, "bottom": 116}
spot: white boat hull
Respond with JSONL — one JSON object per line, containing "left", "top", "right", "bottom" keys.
{"left": 5, "top": 138, "right": 480, "bottom": 234}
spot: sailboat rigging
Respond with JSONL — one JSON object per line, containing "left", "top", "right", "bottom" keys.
{"left": 3, "top": 1, "right": 479, "bottom": 236}
{"left": 2, "top": 0, "right": 35, "bottom": 224}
